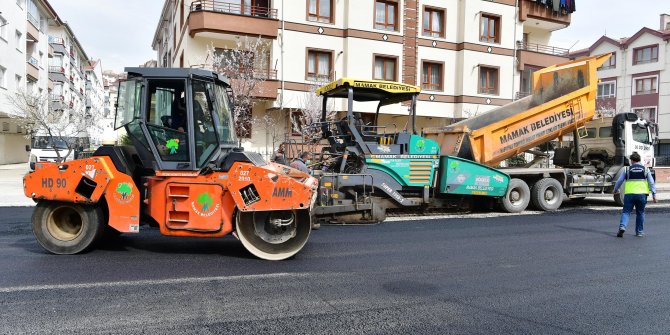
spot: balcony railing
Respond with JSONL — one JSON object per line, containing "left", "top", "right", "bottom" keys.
{"left": 27, "top": 12, "right": 39, "bottom": 28}
{"left": 27, "top": 57, "right": 39, "bottom": 67}
{"left": 515, "top": 91, "right": 531, "bottom": 100}
{"left": 190, "top": 0, "right": 278, "bottom": 19}
{"left": 49, "top": 66, "right": 64, "bottom": 73}
{"left": 50, "top": 94, "right": 64, "bottom": 101}
{"left": 517, "top": 41, "right": 569, "bottom": 57}
{"left": 220, "top": 66, "right": 277, "bottom": 80}
{"left": 48, "top": 36, "right": 64, "bottom": 44}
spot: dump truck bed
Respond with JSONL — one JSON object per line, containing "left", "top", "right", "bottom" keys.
{"left": 424, "top": 55, "right": 611, "bottom": 167}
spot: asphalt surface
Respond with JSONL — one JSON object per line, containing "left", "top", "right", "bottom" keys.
{"left": 1, "top": 204, "right": 670, "bottom": 334}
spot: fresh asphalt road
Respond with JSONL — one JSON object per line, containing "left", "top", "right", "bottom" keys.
{"left": 1, "top": 204, "right": 670, "bottom": 334}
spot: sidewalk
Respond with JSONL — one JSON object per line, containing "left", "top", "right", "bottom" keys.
{"left": 1, "top": 163, "right": 669, "bottom": 207}
{"left": 0, "top": 163, "right": 33, "bottom": 207}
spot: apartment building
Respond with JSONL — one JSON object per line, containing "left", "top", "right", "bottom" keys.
{"left": 0, "top": 0, "right": 58, "bottom": 164}
{"left": 102, "top": 70, "right": 127, "bottom": 142}
{"left": 47, "top": 22, "right": 108, "bottom": 148}
{"left": 48, "top": 24, "right": 89, "bottom": 117}
{"left": 570, "top": 14, "right": 670, "bottom": 164}
{"left": 152, "top": 0, "right": 573, "bottom": 157}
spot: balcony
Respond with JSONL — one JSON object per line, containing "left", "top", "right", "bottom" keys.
{"left": 516, "top": 41, "right": 570, "bottom": 71}
{"left": 26, "top": 58, "right": 39, "bottom": 81}
{"left": 189, "top": 0, "right": 279, "bottom": 39}
{"left": 26, "top": 13, "right": 39, "bottom": 42}
{"left": 48, "top": 44, "right": 54, "bottom": 58}
{"left": 49, "top": 71, "right": 67, "bottom": 83}
{"left": 519, "top": 0, "right": 571, "bottom": 30}
{"left": 50, "top": 94, "right": 64, "bottom": 101}
{"left": 49, "top": 66, "right": 64, "bottom": 73}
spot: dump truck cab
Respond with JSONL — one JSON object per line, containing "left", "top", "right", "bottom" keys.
{"left": 24, "top": 67, "right": 317, "bottom": 260}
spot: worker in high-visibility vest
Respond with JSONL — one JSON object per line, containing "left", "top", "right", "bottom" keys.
{"left": 613, "top": 152, "right": 657, "bottom": 238}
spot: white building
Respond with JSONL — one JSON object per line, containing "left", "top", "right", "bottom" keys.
{"left": 152, "top": 0, "right": 574, "bottom": 158}
{"left": 0, "top": 0, "right": 58, "bottom": 164}
{"left": 571, "top": 14, "right": 670, "bottom": 164}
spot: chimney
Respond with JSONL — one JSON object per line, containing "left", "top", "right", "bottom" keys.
{"left": 660, "top": 13, "right": 670, "bottom": 30}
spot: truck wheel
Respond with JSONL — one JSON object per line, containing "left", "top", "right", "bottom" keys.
{"left": 531, "top": 178, "right": 563, "bottom": 211}
{"left": 614, "top": 191, "right": 625, "bottom": 206}
{"left": 236, "top": 209, "right": 311, "bottom": 261}
{"left": 32, "top": 201, "right": 105, "bottom": 254}
{"left": 501, "top": 178, "right": 530, "bottom": 213}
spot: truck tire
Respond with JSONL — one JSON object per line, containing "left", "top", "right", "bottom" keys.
{"left": 531, "top": 178, "right": 563, "bottom": 211}
{"left": 32, "top": 201, "right": 105, "bottom": 254}
{"left": 614, "top": 191, "right": 625, "bottom": 207}
{"left": 501, "top": 178, "right": 530, "bottom": 213}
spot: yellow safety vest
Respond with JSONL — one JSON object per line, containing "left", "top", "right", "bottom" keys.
{"left": 623, "top": 166, "right": 650, "bottom": 195}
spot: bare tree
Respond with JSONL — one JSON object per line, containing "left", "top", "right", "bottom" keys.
{"left": 7, "top": 90, "right": 99, "bottom": 162}
{"left": 291, "top": 81, "right": 336, "bottom": 143}
{"left": 202, "top": 36, "right": 273, "bottom": 141}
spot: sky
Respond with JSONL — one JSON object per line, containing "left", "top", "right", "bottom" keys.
{"left": 48, "top": 0, "right": 163, "bottom": 73}
{"left": 551, "top": 1, "right": 668, "bottom": 51}
{"left": 46, "top": 1, "right": 666, "bottom": 73}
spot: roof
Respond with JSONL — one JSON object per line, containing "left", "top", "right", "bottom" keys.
{"left": 124, "top": 67, "right": 230, "bottom": 86}
{"left": 316, "top": 78, "right": 420, "bottom": 106}
{"left": 570, "top": 27, "right": 670, "bottom": 58}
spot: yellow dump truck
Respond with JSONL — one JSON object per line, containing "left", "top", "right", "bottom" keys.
{"left": 424, "top": 55, "right": 656, "bottom": 212}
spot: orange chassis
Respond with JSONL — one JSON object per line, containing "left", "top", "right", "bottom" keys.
{"left": 24, "top": 157, "right": 318, "bottom": 237}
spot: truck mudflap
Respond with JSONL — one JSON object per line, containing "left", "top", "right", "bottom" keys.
{"left": 439, "top": 156, "right": 509, "bottom": 197}
{"left": 23, "top": 157, "right": 141, "bottom": 233}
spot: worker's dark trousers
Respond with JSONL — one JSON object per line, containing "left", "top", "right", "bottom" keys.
{"left": 619, "top": 194, "right": 647, "bottom": 234}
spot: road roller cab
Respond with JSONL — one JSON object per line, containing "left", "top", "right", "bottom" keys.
{"left": 24, "top": 68, "right": 318, "bottom": 260}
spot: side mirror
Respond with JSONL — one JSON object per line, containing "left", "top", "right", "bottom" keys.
{"left": 25, "top": 145, "right": 31, "bottom": 152}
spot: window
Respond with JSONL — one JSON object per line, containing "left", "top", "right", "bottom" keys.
{"left": 480, "top": 14, "right": 500, "bottom": 43}
{"left": 598, "top": 52, "right": 616, "bottom": 70}
{"left": 634, "top": 77, "right": 657, "bottom": 95}
{"left": 479, "top": 66, "right": 499, "bottom": 95}
{"left": 214, "top": 48, "right": 255, "bottom": 78}
{"left": 145, "top": 79, "right": 189, "bottom": 162}
{"left": 633, "top": 45, "right": 658, "bottom": 65}
{"left": 2, "top": 122, "right": 8, "bottom": 132}
{"left": 15, "top": 75, "right": 21, "bottom": 90}
{"left": 307, "top": 49, "right": 332, "bottom": 81}
{"left": 179, "top": 0, "right": 184, "bottom": 27}
{"left": 236, "top": 106, "right": 252, "bottom": 138}
{"left": 0, "top": 66, "right": 5, "bottom": 88}
{"left": 374, "top": 1, "right": 398, "bottom": 31}
{"left": 291, "top": 111, "right": 304, "bottom": 136}
{"left": 212, "top": 83, "right": 236, "bottom": 145}
{"left": 0, "top": 16, "right": 7, "bottom": 41}
{"left": 583, "top": 127, "right": 597, "bottom": 138}
{"left": 631, "top": 122, "right": 651, "bottom": 144}
{"left": 633, "top": 107, "right": 657, "bottom": 124}
{"left": 192, "top": 80, "right": 217, "bottom": 167}
{"left": 373, "top": 55, "right": 397, "bottom": 81}
{"left": 15, "top": 30, "right": 22, "bottom": 50}
{"left": 307, "top": 0, "right": 332, "bottom": 23}
{"left": 421, "top": 61, "right": 443, "bottom": 91}
{"left": 599, "top": 126, "right": 612, "bottom": 138}
{"left": 597, "top": 82, "right": 615, "bottom": 99}
{"left": 423, "top": 7, "right": 445, "bottom": 38}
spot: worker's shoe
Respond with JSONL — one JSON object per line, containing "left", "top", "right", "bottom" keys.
{"left": 635, "top": 232, "right": 644, "bottom": 237}
{"left": 617, "top": 229, "right": 625, "bottom": 238}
